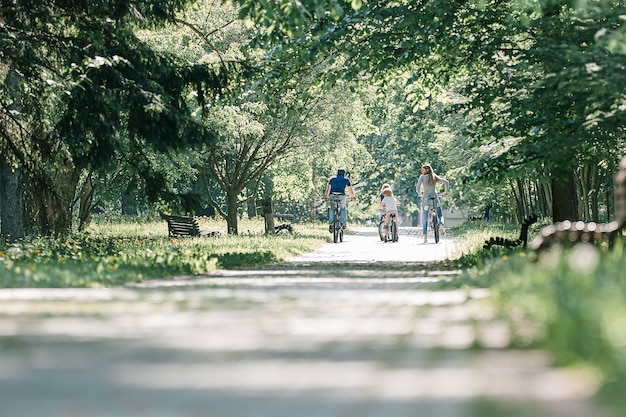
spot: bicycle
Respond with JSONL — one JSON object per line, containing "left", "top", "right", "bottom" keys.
{"left": 377, "top": 211, "right": 385, "bottom": 241}
{"left": 425, "top": 196, "right": 440, "bottom": 244}
{"left": 329, "top": 193, "right": 345, "bottom": 243}
{"left": 384, "top": 213, "right": 399, "bottom": 243}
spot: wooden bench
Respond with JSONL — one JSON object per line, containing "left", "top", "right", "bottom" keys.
{"left": 483, "top": 215, "right": 538, "bottom": 249}
{"left": 273, "top": 214, "right": 294, "bottom": 233}
{"left": 160, "top": 214, "right": 219, "bottom": 237}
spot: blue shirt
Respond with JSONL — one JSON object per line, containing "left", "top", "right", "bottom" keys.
{"left": 328, "top": 175, "right": 351, "bottom": 194}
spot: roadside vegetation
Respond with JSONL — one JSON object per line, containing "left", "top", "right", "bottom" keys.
{"left": 487, "top": 242, "right": 626, "bottom": 409}
{"left": 451, "top": 220, "right": 626, "bottom": 411}
{"left": 0, "top": 215, "right": 328, "bottom": 288}
{"left": 0, "top": 215, "right": 527, "bottom": 289}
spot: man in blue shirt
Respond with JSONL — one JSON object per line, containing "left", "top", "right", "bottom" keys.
{"left": 324, "top": 169, "right": 356, "bottom": 231}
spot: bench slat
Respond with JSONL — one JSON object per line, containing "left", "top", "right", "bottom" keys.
{"left": 161, "top": 214, "right": 202, "bottom": 237}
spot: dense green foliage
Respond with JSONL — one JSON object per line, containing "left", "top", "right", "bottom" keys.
{"left": 4, "top": 0, "right": 626, "bottom": 234}
{"left": 0, "top": 0, "right": 240, "bottom": 236}
{"left": 228, "top": 0, "right": 626, "bottom": 223}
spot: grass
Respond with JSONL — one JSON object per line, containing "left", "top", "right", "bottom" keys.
{"left": 0, "top": 215, "right": 329, "bottom": 288}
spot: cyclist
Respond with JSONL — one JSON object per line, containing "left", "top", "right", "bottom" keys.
{"left": 377, "top": 183, "right": 391, "bottom": 233}
{"left": 379, "top": 186, "right": 400, "bottom": 240}
{"left": 324, "top": 169, "right": 356, "bottom": 232}
{"left": 416, "top": 163, "right": 449, "bottom": 243}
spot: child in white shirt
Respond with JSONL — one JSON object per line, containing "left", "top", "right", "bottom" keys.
{"left": 379, "top": 187, "right": 400, "bottom": 239}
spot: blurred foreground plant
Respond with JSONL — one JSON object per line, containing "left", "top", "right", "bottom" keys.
{"left": 486, "top": 240, "right": 626, "bottom": 409}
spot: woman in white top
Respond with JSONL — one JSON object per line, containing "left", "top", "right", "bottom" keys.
{"left": 415, "top": 164, "right": 449, "bottom": 243}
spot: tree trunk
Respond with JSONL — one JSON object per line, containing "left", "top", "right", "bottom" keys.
{"left": 310, "top": 187, "right": 317, "bottom": 223}
{"left": 551, "top": 173, "right": 578, "bottom": 222}
{"left": 525, "top": 179, "right": 532, "bottom": 217}
{"left": 121, "top": 185, "right": 138, "bottom": 215}
{"left": 226, "top": 190, "right": 239, "bottom": 235}
{"left": 261, "top": 196, "right": 275, "bottom": 235}
{"left": 509, "top": 180, "right": 521, "bottom": 223}
{"left": 78, "top": 173, "right": 94, "bottom": 231}
{"left": 508, "top": 190, "right": 518, "bottom": 224}
{"left": 515, "top": 178, "right": 528, "bottom": 218}
{"left": 576, "top": 165, "right": 590, "bottom": 221}
{"left": 0, "top": 160, "right": 25, "bottom": 241}
{"left": 310, "top": 172, "right": 318, "bottom": 222}
{"left": 590, "top": 165, "right": 599, "bottom": 223}
{"left": 246, "top": 184, "right": 257, "bottom": 219}
{"left": 1, "top": 65, "right": 26, "bottom": 241}
{"left": 605, "top": 190, "right": 611, "bottom": 223}
{"left": 34, "top": 185, "right": 71, "bottom": 236}
{"left": 535, "top": 181, "right": 550, "bottom": 218}
{"left": 29, "top": 163, "right": 79, "bottom": 236}
{"left": 541, "top": 183, "right": 554, "bottom": 217}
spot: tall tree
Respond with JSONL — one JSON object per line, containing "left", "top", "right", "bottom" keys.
{"left": 0, "top": 64, "right": 25, "bottom": 240}
{"left": 460, "top": 1, "right": 626, "bottom": 221}
{"left": 138, "top": 0, "right": 375, "bottom": 233}
{"left": 0, "top": 161, "right": 24, "bottom": 241}
{"left": 269, "top": 86, "right": 376, "bottom": 222}
{"left": 0, "top": 0, "right": 236, "bottom": 236}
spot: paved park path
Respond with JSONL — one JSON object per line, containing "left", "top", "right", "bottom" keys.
{"left": 0, "top": 227, "right": 606, "bottom": 417}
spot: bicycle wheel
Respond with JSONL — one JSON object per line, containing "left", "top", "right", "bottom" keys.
{"left": 391, "top": 220, "right": 398, "bottom": 242}
{"left": 378, "top": 217, "right": 385, "bottom": 241}
{"left": 432, "top": 209, "right": 440, "bottom": 243}
{"left": 333, "top": 208, "right": 341, "bottom": 243}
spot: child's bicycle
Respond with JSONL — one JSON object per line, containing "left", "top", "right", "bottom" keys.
{"left": 377, "top": 211, "right": 385, "bottom": 241}
{"left": 425, "top": 196, "right": 441, "bottom": 243}
{"left": 384, "top": 213, "right": 399, "bottom": 243}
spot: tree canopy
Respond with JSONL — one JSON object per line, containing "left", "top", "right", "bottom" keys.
{"left": 232, "top": 0, "right": 626, "bottom": 221}
{"left": 1, "top": 0, "right": 241, "bottom": 236}
{"left": 3, "top": 0, "right": 626, "bottom": 238}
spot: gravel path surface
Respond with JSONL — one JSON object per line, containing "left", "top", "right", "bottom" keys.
{"left": 0, "top": 227, "right": 606, "bottom": 417}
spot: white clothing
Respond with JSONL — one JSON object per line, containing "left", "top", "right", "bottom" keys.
{"left": 381, "top": 196, "right": 398, "bottom": 212}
